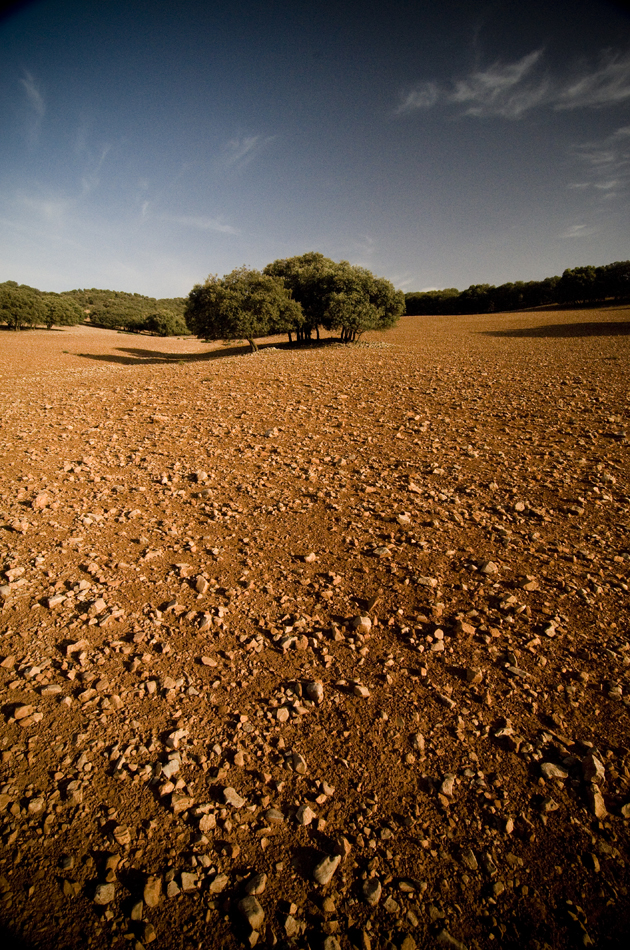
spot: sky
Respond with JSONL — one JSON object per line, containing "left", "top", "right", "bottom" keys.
{"left": 1, "top": 0, "right": 630, "bottom": 297}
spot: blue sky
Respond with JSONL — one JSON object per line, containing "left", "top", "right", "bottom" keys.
{"left": 1, "top": 0, "right": 629, "bottom": 297}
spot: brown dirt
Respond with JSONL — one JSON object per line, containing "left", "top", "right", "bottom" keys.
{"left": 0, "top": 309, "right": 629, "bottom": 950}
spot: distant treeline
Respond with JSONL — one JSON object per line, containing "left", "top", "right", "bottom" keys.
{"left": 68, "top": 288, "right": 189, "bottom": 336}
{"left": 405, "top": 260, "right": 630, "bottom": 315}
{"left": 0, "top": 282, "right": 189, "bottom": 335}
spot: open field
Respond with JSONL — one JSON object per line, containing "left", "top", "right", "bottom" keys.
{"left": 0, "top": 308, "right": 629, "bottom": 950}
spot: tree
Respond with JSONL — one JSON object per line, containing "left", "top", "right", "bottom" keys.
{"left": 185, "top": 267, "right": 303, "bottom": 352}
{"left": 145, "top": 311, "right": 191, "bottom": 337}
{"left": 264, "top": 253, "right": 404, "bottom": 343}
{"left": 41, "top": 293, "right": 83, "bottom": 329}
{"left": 0, "top": 281, "right": 44, "bottom": 330}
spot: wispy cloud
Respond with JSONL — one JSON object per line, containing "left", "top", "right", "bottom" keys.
{"left": 220, "top": 134, "right": 275, "bottom": 170}
{"left": 81, "top": 144, "right": 112, "bottom": 195}
{"left": 18, "top": 192, "right": 72, "bottom": 223}
{"left": 556, "top": 51, "right": 630, "bottom": 110}
{"left": 19, "top": 70, "right": 45, "bottom": 142}
{"left": 396, "top": 47, "right": 630, "bottom": 119}
{"left": 569, "top": 124, "right": 630, "bottom": 201}
{"left": 20, "top": 70, "right": 45, "bottom": 118}
{"left": 558, "top": 224, "right": 598, "bottom": 239}
{"left": 163, "top": 214, "right": 239, "bottom": 235}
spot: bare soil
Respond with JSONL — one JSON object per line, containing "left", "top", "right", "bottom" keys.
{"left": 0, "top": 309, "right": 629, "bottom": 950}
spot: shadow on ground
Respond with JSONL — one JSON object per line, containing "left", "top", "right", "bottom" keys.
{"left": 0, "top": 924, "right": 34, "bottom": 949}
{"left": 481, "top": 322, "right": 630, "bottom": 339}
{"left": 74, "top": 338, "right": 342, "bottom": 365}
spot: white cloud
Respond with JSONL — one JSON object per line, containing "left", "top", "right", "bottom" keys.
{"left": 221, "top": 134, "right": 275, "bottom": 170}
{"left": 559, "top": 224, "right": 598, "bottom": 239}
{"left": 81, "top": 144, "right": 112, "bottom": 195}
{"left": 395, "top": 82, "right": 440, "bottom": 115}
{"left": 396, "top": 47, "right": 630, "bottom": 120}
{"left": 570, "top": 124, "right": 630, "bottom": 200}
{"left": 20, "top": 70, "right": 45, "bottom": 119}
{"left": 164, "top": 214, "right": 239, "bottom": 235}
{"left": 555, "top": 51, "right": 630, "bottom": 110}
{"left": 450, "top": 50, "right": 548, "bottom": 119}
{"left": 18, "top": 193, "right": 72, "bottom": 223}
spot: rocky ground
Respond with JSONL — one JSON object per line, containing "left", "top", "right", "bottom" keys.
{"left": 0, "top": 308, "right": 628, "bottom": 950}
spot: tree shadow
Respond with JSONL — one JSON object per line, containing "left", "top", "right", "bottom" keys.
{"left": 481, "top": 322, "right": 630, "bottom": 339}
{"left": 0, "top": 924, "right": 35, "bottom": 949}
{"left": 73, "top": 337, "right": 344, "bottom": 366}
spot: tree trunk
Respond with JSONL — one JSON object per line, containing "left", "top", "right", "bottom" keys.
{"left": 316, "top": 326, "right": 320, "bottom": 340}
{"left": 248, "top": 338, "right": 258, "bottom": 353}
{"left": 288, "top": 332, "right": 292, "bottom": 344}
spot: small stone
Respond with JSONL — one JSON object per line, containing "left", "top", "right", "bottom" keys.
{"left": 313, "top": 854, "right": 341, "bottom": 885}
{"left": 410, "top": 732, "right": 425, "bottom": 753}
{"left": 541, "top": 762, "right": 569, "bottom": 781}
{"left": 238, "top": 895, "right": 264, "bottom": 931}
{"left": 436, "top": 929, "right": 468, "bottom": 950}
{"left": 352, "top": 684, "right": 370, "bottom": 699}
{"left": 362, "top": 877, "right": 382, "bottom": 905}
{"left": 209, "top": 873, "right": 229, "bottom": 894}
{"left": 440, "top": 774, "right": 456, "bottom": 798}
{"left": 456, "top": 621, "right": 476, "bottom": 638}
{"left": 62, "top": 879, "right": 80, "bottom": 899}
{"left": 584, "top": 852, "right": 600, "bottom": 872}
{"left": 166, "top": 880, "right": 180, "bottom": 898}
{"left": 465, "top": 667, "right": 482, "bottom": 684}
{"left": 296, "top": 804, "right": 316, "bottom": 826}
{"left": 130, "top": 900, "right": 144, "bottom": 921}
{"left": 195, "top": 576, "right": 209, "bottom": 595}
{"left": 587, "top": 784, "right": 607, "bottom": 819}
{"left": 305, "top": 680, "right": 324, "bottom": 704}
{"left": 223, "top": 786, "right": 246, "bottom": 808}
{"left": 199, "top": 813, "right": 216, "bottom": 833}
{"left": 582, "top": 753, "right": 606, "bottom": 783}
{"left": 180, "top": 872, "right": 197, "bottom": 893}
{"left": 27, "top": 797, "right": 45, "bottom": 815}
{"left": 478, "top": 561, "right": 498, "bottom": 575}
{"left": 143, "top": 876, "right": 161, "bottom": 908}
{"left": 14, "top": 704, "right": 35, "bottom": 721}
{"left": 244, "top": 872, "right": 267, "bottom": 896}
{"left": 162, "top": 759, "right": 180, "bottom": 779}
{"left": 94, "top": 883, "right": 115, "bottom": 905}
{"left": 290, "top": 751, "right": 307, "bottom": 774}
{"left": 351, "top": 615, "right": 372, "bottom": 634}
{"left": 171, "top": 792, "right": 194, "bottom": 815}
{"left": 383, "top": 896, "right": 399, "bottom": 913}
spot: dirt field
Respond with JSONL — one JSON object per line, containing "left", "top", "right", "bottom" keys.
{"left": 0, "top": 308, "right": 628, "bottom": 950}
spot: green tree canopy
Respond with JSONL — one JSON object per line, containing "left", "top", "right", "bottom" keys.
{"left": 185, "top": 266, "right": 303, "bottom": 352}
{"left": 41, "top": 293, "right": 84, "bottom": 329}
{"left": 0, "top": 281, "right": 45, "bottom": 330}
{"left": 264, "top": 253, "right": 405, "bottom": 342}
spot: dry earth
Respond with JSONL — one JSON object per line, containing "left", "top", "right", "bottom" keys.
{"left": 0, "top": 309, "right": 629, "bottom": 950}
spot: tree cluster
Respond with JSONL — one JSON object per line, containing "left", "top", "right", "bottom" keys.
{"left": 0, "top": 282, "right": 189, "bottom": 336}
{"left": 405, "top": 260, "right": 630, "bottom": 316}
{"left": 66, "top": 288, "right": 189, "bottom": 335}
{"left": 0, "top": 281, "right": 83, "bottom": 330}
{"left": 185, "top": 253, "right": 405, "bottom": 351}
